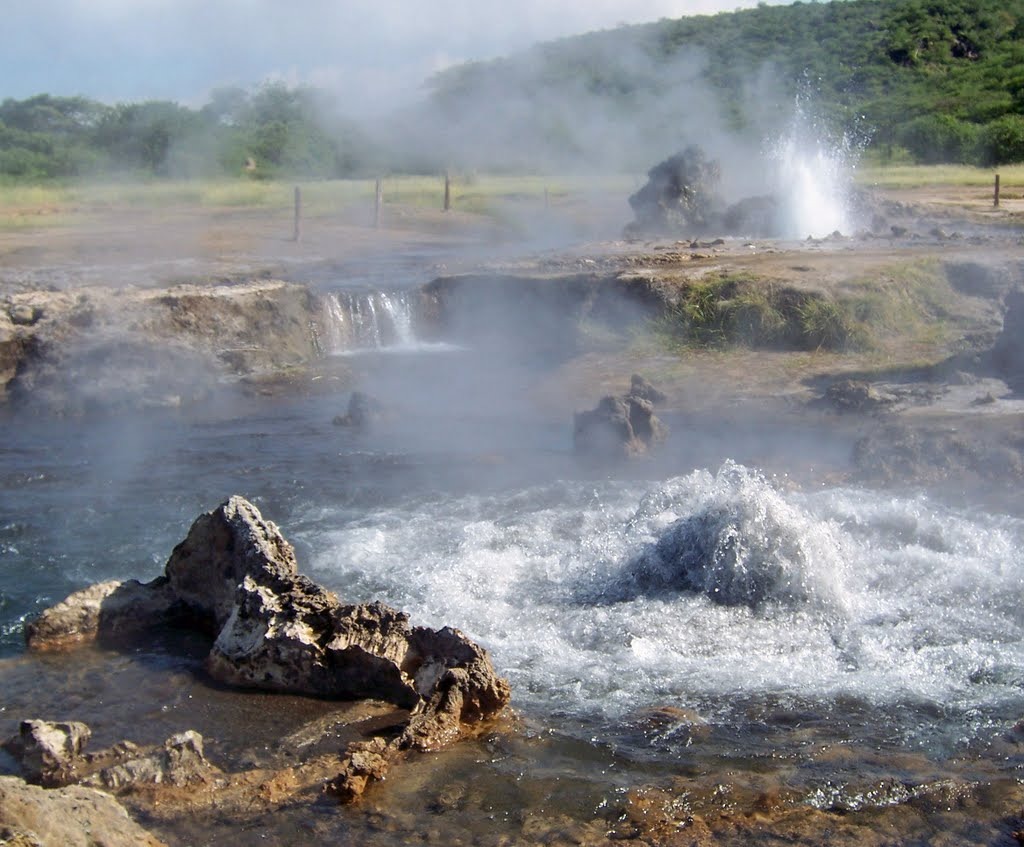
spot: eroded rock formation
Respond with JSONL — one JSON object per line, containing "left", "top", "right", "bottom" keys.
{"left": 24, "top": 496, "right": 510, "bottom": 801}
{"left": 573, "top": 375, "right": 669, "bottom": 459}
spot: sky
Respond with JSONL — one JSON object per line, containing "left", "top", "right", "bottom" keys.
{"left": 4, "top": 0, "right": 794, "bottom": 113}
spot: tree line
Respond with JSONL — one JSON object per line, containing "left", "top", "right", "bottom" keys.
{"left": 5, "top": 0, "right": 1024, "bottom": 182}
{"left": 0, "top": 84, "right": 380, "bottom": 182}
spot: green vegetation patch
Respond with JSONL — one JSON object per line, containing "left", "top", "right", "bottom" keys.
{"left": 654, "top": 272, "right": 869, "bottom": 353}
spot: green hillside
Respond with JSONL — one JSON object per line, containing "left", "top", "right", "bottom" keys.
{"left": 3, "top": 0, "right": 1024, "bottom": 181}
{"left": 428, "top": 0, "right": 1024, "bottom": 167}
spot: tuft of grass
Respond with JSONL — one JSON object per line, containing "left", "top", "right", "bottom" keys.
{"left": 654, "top": 272, "right": 871, "bottom": 353}
{"left": 797, "top": 297, "right": 869, "bottom": 351}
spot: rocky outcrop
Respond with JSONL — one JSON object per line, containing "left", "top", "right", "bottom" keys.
{"left": 2, "top": 280, "right": 322, "bottom": 412}
{"left": 1, "top": 721, "right": 91, "bottom": 788}
{"left": 24, "top": 496, "right": 510, "bottom": 801}
{"left": 3, "top": 721, "right": 218, "bottom": 794}
{"left": 626, "top": 146, "right": 724, "bottom": 235}
{"left": 573, "top": 376, "right": 668, "bottom": 459}
{"left": 0, "top": 775, "right": 166, "bottom": 847}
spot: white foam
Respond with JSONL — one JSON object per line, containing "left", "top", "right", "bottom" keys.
{"left": 301, "top": 463, "right": 1024, "bottom": 722}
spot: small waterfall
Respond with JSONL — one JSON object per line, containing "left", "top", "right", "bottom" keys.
{"left": 321, "top": 289, "right": 417, "bottom": 354}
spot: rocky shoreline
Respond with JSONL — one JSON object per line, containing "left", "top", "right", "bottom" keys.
{"left": 3, "top": 495, "right": 510, "bottom": 844}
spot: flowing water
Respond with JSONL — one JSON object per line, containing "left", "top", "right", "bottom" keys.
{"left": 0, "top": 276, "right": 1022, "bottom": 844}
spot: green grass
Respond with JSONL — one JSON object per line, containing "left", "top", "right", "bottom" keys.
{"left": 0, "top": 173, "right": 634, "bottom": 230}
{"left": 858, "top": 163, "right": 1024, "bottom": 189}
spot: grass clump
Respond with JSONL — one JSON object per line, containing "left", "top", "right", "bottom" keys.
{"left": 655, "top": 272, "right": 870, "bottom": 353}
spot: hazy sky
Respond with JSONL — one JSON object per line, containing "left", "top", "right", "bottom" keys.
{"left": 5, "top": 1, "right": 793, "bottom": 112}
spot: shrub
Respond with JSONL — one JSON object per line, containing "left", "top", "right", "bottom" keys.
{"left": 975, "top": 115, "right": 1024, "bottom": 166}
{"left": 896, "top": 114, "right": 978, "bottom": 164}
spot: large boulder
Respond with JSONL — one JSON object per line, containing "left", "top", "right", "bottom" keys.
{"left": 24, "top": 496, "right": 511, "bottom": 801}
{"left": 626, "top": 146, "right": 724, "bottom": 235}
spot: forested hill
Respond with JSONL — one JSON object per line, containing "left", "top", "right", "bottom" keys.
{"left": 4, "top": 0, "right": 1024, "bottom": 181}
{"left": 428, "top": 0, "right": 1024, "bottom": 168}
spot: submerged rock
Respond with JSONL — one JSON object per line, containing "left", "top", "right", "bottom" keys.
{"left": 332, "top": 391, "right": 385, "bottom": 429}
{"left": 24, "top": 496, "right": 510, "bottom": 801}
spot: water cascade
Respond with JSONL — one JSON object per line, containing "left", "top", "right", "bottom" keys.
{"left": 321, "top": 289, "right": 417, "bottom": 353}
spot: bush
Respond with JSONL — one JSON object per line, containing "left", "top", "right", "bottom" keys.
{"left": 975, "top": 115, "right": 1024, "bottom": 166}
{"left": 897, "top": 114, "right": 978, "bottom": 164}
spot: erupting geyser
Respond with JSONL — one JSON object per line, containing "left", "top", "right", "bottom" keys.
{"left": 766, "top": 103, "right": 861, "bottom": 239}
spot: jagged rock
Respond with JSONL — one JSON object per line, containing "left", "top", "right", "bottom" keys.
{"left": 1, "top": 721, "right": 91, "bottom": 788}
{"left": 84, "top": 731, "right": 217, "bottom": 792}
{"left": 332, "top": 391, "right": 384, "bottom": 429}
{"left": 573, "top": 378, "right": 668, "bottom": 459}
{"left": 626, "top": 146, "right": 723, "bottom": 235}
{"left": 24, "top": 496, "right": 511, "bottom": 801}
{"left": 629, "top": 374, "right": 667, "bottom": 405}
{"left": 164, "top": 495, "right": 299, "bottom": 633}
{"left": 0, "top": 776, "right": 165, "bottom": 847}
{"left": 24, "top": 579, "right": 178, "bottom": 650}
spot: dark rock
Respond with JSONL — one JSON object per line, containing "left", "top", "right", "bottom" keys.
{"left": 629, "top": 374, "right": 667, "bottom": 405}
{"left": 824, "top": 378, "right": 893, "bottom": 414}
{"left": 332, "top": 391, "right": 384, "bottom": 429}
{"left": 573, "top": 378, "right": 668, "bottom": 459}
{"left": 626, "top": 146, "right": 724, "bottom": 235}
{"left": 992, "top": 288, "right": 1024, "bottom": 391}
{"left": 722, "top": 194, "right": 782, "bottom": 238}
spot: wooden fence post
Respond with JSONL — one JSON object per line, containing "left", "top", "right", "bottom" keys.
{"left": 375, "top": 177, "right": 383, "bottom": 228}
{"left": 994, "top": 173, "right": 1001, "bottom": 208}
{"left": 443, "top": 171, "right": 451, "bottom": 212}
{"left": 292, "top": 186, "right": 302, "bottom": 242}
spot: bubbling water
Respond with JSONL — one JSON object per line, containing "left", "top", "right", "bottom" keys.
{"left": 303, "top": 461, "right": 1024, "bottom": 729}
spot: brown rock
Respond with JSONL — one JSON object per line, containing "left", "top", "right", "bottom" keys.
{"left": 25, "top": 496, "right": 511, "bottom": 802}
{"left": 165, "top": 494, "right": 299, "bottom": 632}
{"left": 2, "top": 721, "right": 91, "bottom": 787}
{"left": 0, "top": 776, "right": 165, "bottom": 847}
{"left": 24, "top": 579, "right": 177, "bottom": 650}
